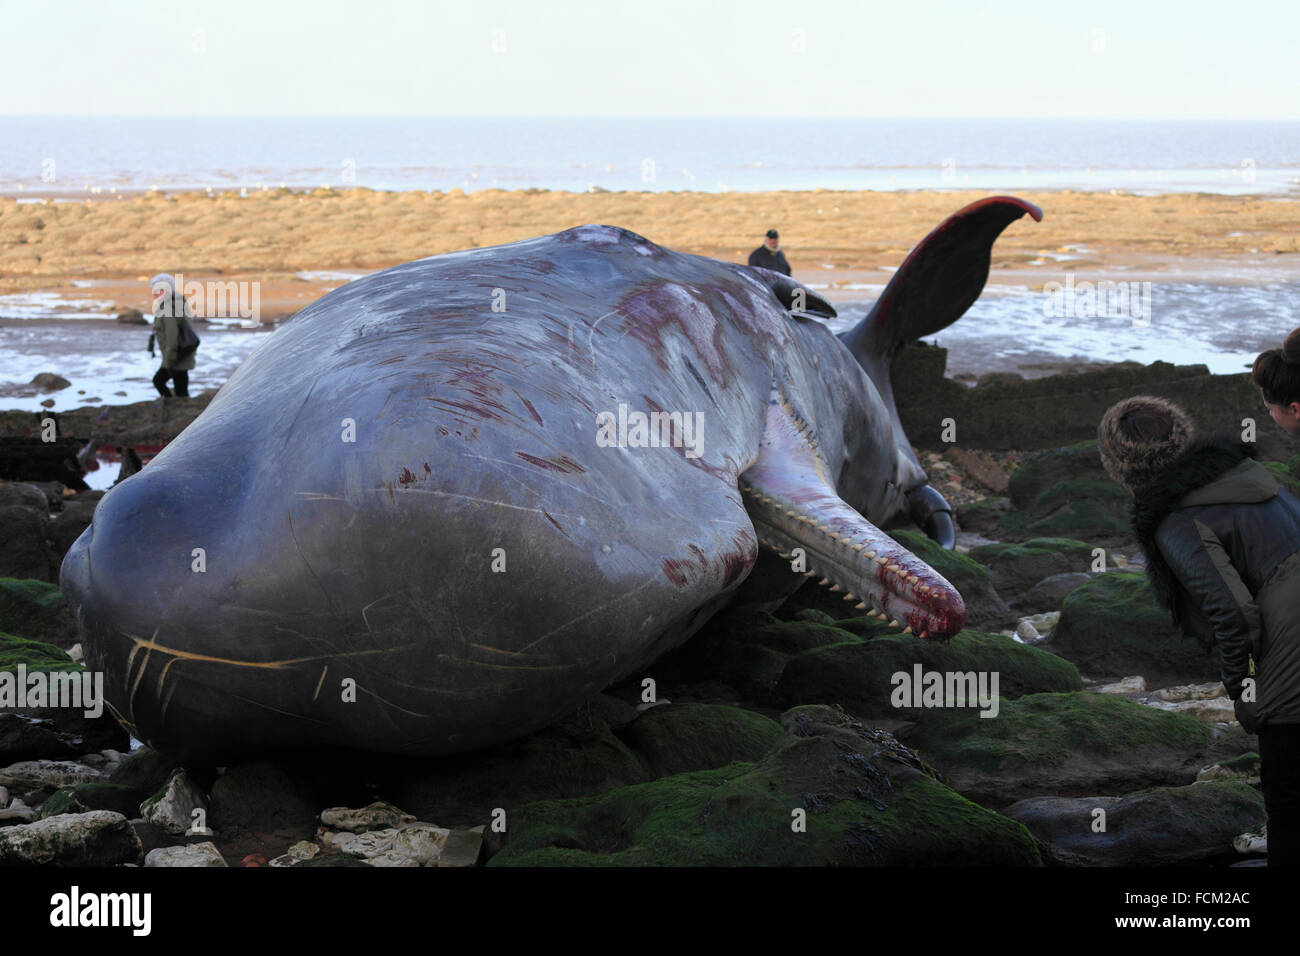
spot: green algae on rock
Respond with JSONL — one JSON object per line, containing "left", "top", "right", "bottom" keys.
{"left": 0, "top": 578, "right": 76, "bottom": 647}
{"left": 488, "top": 706, "right": 1041, "bottom": 866}
{"left": 901, "top": 692, "right": 1238, "bottom": 808}
{"left": 1004, "top": 780, "right": 1264, "bottom": 866}
{"left": 615, "top": 703, "right": 786, "bottom": 779}
{"left": 777, "top": 630, "right": 1083, "bottom": 721}
{"left": 1047, "top": 572, "right": 1219, "bottom": 686}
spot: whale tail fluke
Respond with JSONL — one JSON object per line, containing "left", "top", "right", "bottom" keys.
{"left": 839, "top": 195, "right": 1042, "bottom": 364}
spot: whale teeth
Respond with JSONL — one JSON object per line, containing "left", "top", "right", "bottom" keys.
{"left": 828, "top": 584, "right": 842, "bottom": 593}
{"left": 889, "top": 619, "right": 901, "bottom": 628}
{"left": 919, "top": 584, "right": 931, "bottom": 594}
{"left": 802, "top": 570, "right": 816, "bottom": 577}
{"left": 864, "top": 549, "right": 876, "bottom": 558}
{"left": 851, "top": 543, "right": 863, "bottom": 552}
{"left": 842, "top": 592, "right": 855, "bottom": 601}
{"left": 875, "top": 556, "right": 887, "bottom": 566}
{"left": 902, "top": 626, "right": 913, "bottom": 635}
{"left": 919, "top": 630, "right": 928, "bottom": 639}
{"left": 854, "top": 602, "right": 867, "bottom": 610}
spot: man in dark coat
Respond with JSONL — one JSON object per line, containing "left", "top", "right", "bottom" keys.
{"left": 1099, "top": 395, "right": 1300, "bottom": 866}
{"left": 748, "top": 228, "right": 791, "bottom": 276}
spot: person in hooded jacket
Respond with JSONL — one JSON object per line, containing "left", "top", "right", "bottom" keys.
{"left": 1098, "top": 395, "right": 1300, "bottom": 867}
{"left": 150, "top": 272, "right": 196, "bottom": 398}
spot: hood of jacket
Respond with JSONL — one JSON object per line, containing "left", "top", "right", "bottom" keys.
{"left": 1130, "top": 431, "right": 1272, "bottom": 641}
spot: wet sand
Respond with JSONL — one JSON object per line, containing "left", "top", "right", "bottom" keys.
{"left": 2, "top": 188, "right": 1297, "bottom": 317}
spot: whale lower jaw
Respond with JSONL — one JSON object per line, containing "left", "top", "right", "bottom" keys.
{"left": 737, "top": 383, "right": 966, "bottom": 639}
{"left": 741, "top": 481, "right": 966, "bottom": 639}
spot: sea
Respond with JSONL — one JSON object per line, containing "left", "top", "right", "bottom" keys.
{"left": 2, "top": 116, "right": 1298, "bottom": 195}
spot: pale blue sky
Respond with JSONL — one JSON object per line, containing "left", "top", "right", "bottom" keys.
{"left": 2, "top": 0, "right": 1296, "bottom": 119}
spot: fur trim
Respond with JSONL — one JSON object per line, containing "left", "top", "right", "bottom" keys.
{"left": 1130, "top": 430, "right": 1257, "bottom": 645}
{"left": 1098, "top": 395, "right": 1195, "bottom": 493}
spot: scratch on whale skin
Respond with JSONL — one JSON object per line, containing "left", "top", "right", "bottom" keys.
{"left": 516, "top": 578, "right": 657, "bottom": 654}
{"left": 382, "top": 485, "right": 586, "bottom": 519}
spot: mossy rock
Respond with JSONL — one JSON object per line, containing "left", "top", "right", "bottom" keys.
{"left": 0, "top": 629, "right": 80, "bottom": 674}
{"left": 40, "top": 783, "right": 142, "bottom": 819}
{"left": 776, "top": 630, "right": 1083, "bottom": 721}
{"left": 1007, "top": 441, "right": 1111, "bottom": 509}
{"left": 615, "top": 703, "right": 786, "bottom": 778}
{"left": 1047, "top": 572, "right": 1219, "bottom": 686}
{"left": 489, "top": 707, "right": 1040, "bottom": 866}
{"left": 671, "top": 614, "right": 864, "bottom": 703}
{"left": 1219, "top": 751, "right": 1261, "bottom": 776}
{"left": 886, "top": 529, "right": 1012, "bottom": 629}
{"left": 955, "top": 497, "right": 1011, "bottom": 535}
{"left": 208, "top": 761, "right": 320, "bottom": 835}
{"left": 789, "top": 608, "right": 838, "bottom": 626}
{"left": 0, "top": 578, "right": 75, "bottom": 647}
{"left": 997, "top": 480, "right": 1132, "bottom": 543}
{"left": 389, "top": 712, "right": 651, "bottom": 828}
{"left": 966, "top": 538, "right": 1104, "bottom": 597}
{"left": 1004, "top": 780, "right": 1265, "bottom": 865}
{"left": 902, "top": 692, "right": 1219, "bottom": 809}
{"left": 108, "top": 748, "right": 181, "bottom": 800}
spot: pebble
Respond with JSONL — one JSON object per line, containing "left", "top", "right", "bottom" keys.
{"left": 1095, "top": 675, "right": 1146, "bottom": 695}
{"left": 1021, "top": 611, "right": 1060, "bottom": 634}
{"left": 319, "top": 801, "right": 415, "bottom": 833}
{"left": 141, "top": 768, "right": 210, "bottom": 836}
{"left": 319, "top": 822, "right": 451, "bottom": 867}
{"left": 145, "top": 842, "right": 227, "bottom": 867}
{"left": 1234, "top": 825, "right": 1267, "bottom": 855}
{"left": 1143, "top": 696, "right": 1235, "bottom": 721}
{"left": 1155, "top": 681, "right": 1225, "bottom": 702}
{"left": 0, "top": 760, "right": 105, "bottom": 791}
{"left": 1014, "top": 620, "right": 1041, "bottom": 642}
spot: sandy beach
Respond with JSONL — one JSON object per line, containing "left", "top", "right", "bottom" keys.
{"left": 2, "top": 188, "right": 1298, "bottom": 320}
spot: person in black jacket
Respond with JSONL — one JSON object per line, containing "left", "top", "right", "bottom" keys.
{"left": 747, "top": 229, "right": 791, "bottom": 276}
{"left": 1099, "top": 395, "right": 1300, "bottom": 867}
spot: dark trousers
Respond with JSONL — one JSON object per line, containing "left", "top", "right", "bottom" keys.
{"left": 1259, "top": 723, "right": 1300, "bottom": 866}
{"left": 153, "top": 367, "right": 189, "bottom": 397}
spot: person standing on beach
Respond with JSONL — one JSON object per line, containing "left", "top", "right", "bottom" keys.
{"left": 1098, "top": 395, "right": 1300, "bottom": 867}
{"left": 149, "top": 273, "right": 196, "bottom": 398}
{"left": 1252, "top": 328, "right": 1300, "bottom": 436}
{"left": 748, "top": 228, "right": 791, "bottom": 276}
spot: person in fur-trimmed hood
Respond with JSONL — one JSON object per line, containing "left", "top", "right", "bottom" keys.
{"left": 1099, "top": 395, "right": 1300, "bottom": 867}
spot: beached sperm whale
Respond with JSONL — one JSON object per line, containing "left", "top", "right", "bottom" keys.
{"left": 59, "top": 196, "right": 1041, "bottom": 761}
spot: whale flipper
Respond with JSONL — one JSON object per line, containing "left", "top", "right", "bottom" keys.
{"left": 842, "top": 195, "right": 1044, "bottom": 360}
